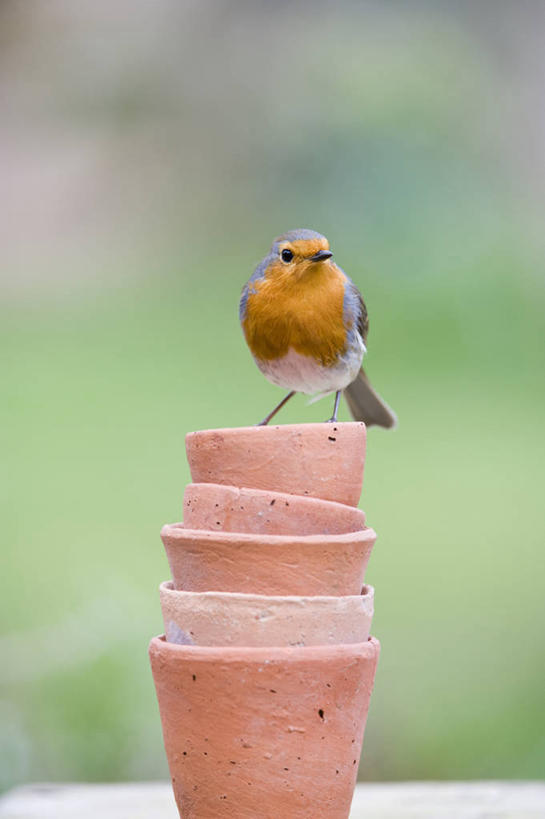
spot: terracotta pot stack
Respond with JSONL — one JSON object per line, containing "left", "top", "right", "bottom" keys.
{"left": 149, "top": 422, "right": 380, "bottom": 819}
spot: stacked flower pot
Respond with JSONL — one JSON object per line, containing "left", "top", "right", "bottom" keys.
{"left": 149, "top": 422, "right": 380, "bottom": 819}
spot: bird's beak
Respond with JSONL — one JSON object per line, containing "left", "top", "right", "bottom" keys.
{"left": 308, "top": 250, "right": 333, "bottom": 262}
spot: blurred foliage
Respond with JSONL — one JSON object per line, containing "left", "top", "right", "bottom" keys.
{"left": 2, "top": 0, "right": 545, "bottom": 792}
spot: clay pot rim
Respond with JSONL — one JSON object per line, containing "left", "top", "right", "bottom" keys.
{"left": 186, "top": 421, "right": 366, "bottom": 439}
{"left": 187, "top": 481, "right": 366, "bottom": 517}
{"left": 159, "top": 579, "right": 374, "bottom": 604}
{"left": 150, "top": 633, "right": 379, "bottom": 662}
{"left": 161, "top": 522, "right": 375, "bottom": 546}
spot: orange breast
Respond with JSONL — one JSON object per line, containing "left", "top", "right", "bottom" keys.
{"left": 243, "top": 263, "right": 349, "bottom": 366}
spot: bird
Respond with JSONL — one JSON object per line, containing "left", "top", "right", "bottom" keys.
{"left": 239, "top": 229, "right": 397, "bottom": 428}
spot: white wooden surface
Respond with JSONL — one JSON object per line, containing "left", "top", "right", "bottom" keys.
{"left": 0, "top": 782, "right": 544, "bottom": 818}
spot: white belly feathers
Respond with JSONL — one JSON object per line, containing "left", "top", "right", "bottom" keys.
{"left": 255, "top": 337, "right": 365, "bottom": 396}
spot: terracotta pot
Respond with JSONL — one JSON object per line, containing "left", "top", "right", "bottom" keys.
{"left": 185, "top": 422, "right": 366, "bottom": 506}
{"left": 149, "top": 635, "right": 380, "bottom": 819}
{"left": 161, "top": 524, "right": 376, "bottom": 597}
{"left": 159, "top": 581, "right": 374, "bottom": 647}
{"left": 183, "top": 483, "right": 365, "bottom": 535}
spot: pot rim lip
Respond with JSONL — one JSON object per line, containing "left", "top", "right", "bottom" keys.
{"left": 186, "top": 421, "right": 366, "bottom": 438}
{"left": 185, "top": 482, "right": 366, "bottom": 517}
{"left": 161, "top": 522, "right": 376, "bottom": 546}
{"left": 149, "top": 633, "right": 379, "bottom": 661}
{"left": 159, "top": 579, "right": 375, "bottom": 603}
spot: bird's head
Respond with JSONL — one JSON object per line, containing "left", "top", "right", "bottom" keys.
{"left": 267, "top": 229, "right": 333, "bottom": 280}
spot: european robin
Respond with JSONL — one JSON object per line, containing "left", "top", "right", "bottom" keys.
{"left": 240, "top": 229, "right": 397, "bottom": 427}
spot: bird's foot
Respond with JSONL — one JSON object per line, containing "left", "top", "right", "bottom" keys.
{"left": 254, "top": 390, "right": 296, "bottom": 427}
{"left": 325, "top": 391, "right": 341, "bottom": 423}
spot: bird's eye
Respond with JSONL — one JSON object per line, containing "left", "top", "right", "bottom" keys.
{"left": 281, "top": 248, "right": 294, "bottom": 263}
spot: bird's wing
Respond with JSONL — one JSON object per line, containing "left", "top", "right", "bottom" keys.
{"left": 239, "top": 282, "right": 250, "bottom": 322}
{"left": 239, "top": 254, "right": 270, "bottom": 322}
{"left": 342, "top": 275, "right": 369, "bottom": 344}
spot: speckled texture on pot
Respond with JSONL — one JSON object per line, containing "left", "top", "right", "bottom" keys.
{"left": 161, "top": 523, "right": 376, "bottom": 597}
{"left": 149, "top": 635, "right": 380, "bottom": 819}
{"left": 183, "top": 483, "right": 366, "bottom": 535}
{"left": 159, "top": 581, "right": 374, "bottom": 647}
{"left": 185, "top": 422, "right": 366, "bottom": 507}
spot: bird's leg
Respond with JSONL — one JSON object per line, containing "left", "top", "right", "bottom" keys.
{"left": 326, "top": 390, "right": 342, "bottom": 423}
{"left": 256, "top": 391, "right": 296, "bottom": 426}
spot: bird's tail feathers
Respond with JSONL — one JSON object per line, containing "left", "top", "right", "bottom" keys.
{"left": 343, "top": 369, "right": 397, "bottom": 429}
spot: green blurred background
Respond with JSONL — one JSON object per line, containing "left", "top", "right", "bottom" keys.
{"left": 2, "top": 0, "right": 544, "bottom": 791}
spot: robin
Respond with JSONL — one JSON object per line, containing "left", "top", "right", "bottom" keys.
{"left": 240, "top": 229, "right": 397, "bottom": 427}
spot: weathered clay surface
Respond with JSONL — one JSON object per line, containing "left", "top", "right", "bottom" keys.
{"left": 5, "top": 782, "right": 545, "bottom": 818}
{"left": 183, "top": 483, "right": 366, "bottom": 535}
{"left": 161, "top": 524, "right": 376, "bottom": 596}
{"left": 159, "top": 581, "right": 374, "bottom": 647}
{"left": 149, "top": 635, "right": 380, "bottom": 819}
{"left": 185, "top": 423, "right": 367, "bottom": 506}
